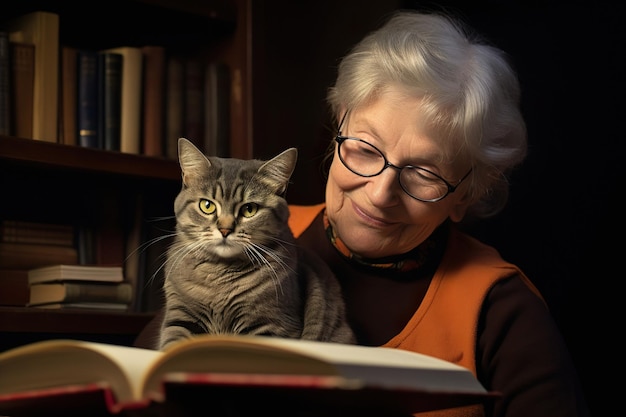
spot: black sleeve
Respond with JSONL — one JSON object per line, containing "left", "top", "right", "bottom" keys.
{"left": 476, "top": 276, "right": 590, "bottom": 417}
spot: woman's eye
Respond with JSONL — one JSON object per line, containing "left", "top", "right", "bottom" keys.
{"left": 199, "top": 199, "right": 216, "bottom": 215}
{"left": 240, "top": 203, "right": 259, "bottom": 218}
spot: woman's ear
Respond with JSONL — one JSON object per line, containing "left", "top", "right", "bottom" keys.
{"left": 448, "top": 198, "right": 470, "bottom": 223}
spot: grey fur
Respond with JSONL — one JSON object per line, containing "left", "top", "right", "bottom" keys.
{"left": 158, "top": 138, "right": 355, "bottom": 350}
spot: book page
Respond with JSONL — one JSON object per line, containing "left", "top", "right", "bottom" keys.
{"left": 161, "top": 335, "right": 468, "bottom": 369}
{"left": 0, "top": 340, "right": 162, "bottom": 403}
{"left": 1, "top": 335, "right": 486, "bottom": 408}
{"left": 141, "top": 337, "right": 338, "bottom": 398}
{"left": 141, "top": 335, "right": 485, "bottom": 397}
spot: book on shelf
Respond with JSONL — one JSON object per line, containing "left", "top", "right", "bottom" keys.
{"left": 183, "top": 56, "right": 204, "bottom": 151}
{"left": 93, "top": 189, "right": 127, "bottom": 266}
{"left": 98, "top": 51, "right": 123, "bottom": 151}
{"left": 28, "top": 281, "right": 133, "bottom": 306}
{"left": 104, "top": 46, "right": 143, "bottom": 155}
{"left": 7, "top": 10, "right": 59, "bottom": 142}
{"left": 27, "top": 264, "right": 124, "bottom": 285}
{"left": 141, "top": 45, "right": 166, "bottom": 157}
{"left": 0, "top": 242, "right": 78, "bottom": 270}
{"left": 76, "top": 225, "right": 96, "bottom": 265}
{"left": 138, "top": 216, "right": 173, "bottom": 313}
{"left": 29, "top": 301, "right": 129, "bottom": 311}
{"left": 58, "top": 45, "right": 78, "bottom": 146}
{"left": 165, "top": 54, "right": 184, "bottom": 160}
{"left": 77, "top": 49, "right": 100, "bottom": 148}
{"left": 0, "top": 269, "right": 29, "bottom": 306}
{"left": 0, "top": 335, "right": 496, "bottom": 416}
{"left": 8, "top": 42, "right": 34, "bottom": 139}
{"left": 204, "top": 61, "right": 231, "bottom": 157}
{"left": 124, "top": 194, "right": 145, "bottom": 312}
{"left": 0, "top": 31, "right": 9, "bottom": 136}
{"left": 0, "top": 219, "right": 74, "bottom": 247}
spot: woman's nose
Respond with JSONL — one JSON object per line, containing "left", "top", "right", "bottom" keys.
{"left": 367, "top": 166, "right": 401, "bottom": 206}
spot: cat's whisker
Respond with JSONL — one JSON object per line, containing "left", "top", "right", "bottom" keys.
{"left": 243, "top": 244, "right": 284, "bottom": 299}
{"left": 128, "top": 231, "right": 177, "bottom": 261}
{"left": 253, "top": 243, "right": 294, "bottom": 275}
{"left": 133, "top": 232, "right": 178, "bottom": 289}
{"left": 268, "top": 236, "right": 299, "bottom": 249}
{"left": 164, "top": 241, "right": 193, "bottom": 277}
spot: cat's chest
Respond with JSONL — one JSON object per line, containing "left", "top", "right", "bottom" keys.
{"left": 173, "top": 263, "right": 291, "bottom": 300}
{"left": 181, "top": 267, "right": 251, "bottom": 290}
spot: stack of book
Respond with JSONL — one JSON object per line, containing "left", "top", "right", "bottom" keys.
{"left": 0, "top": 220, "right": 78, "bottom": 269}
{"left": 27, "top": 264, "right": 131, "bottom": 311}
{"left": 0, "top": 219, "right": 79, "bottom": 307}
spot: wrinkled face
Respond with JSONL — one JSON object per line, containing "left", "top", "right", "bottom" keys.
{"left": 325, "top": 89, "right": 471, "bottom": 259}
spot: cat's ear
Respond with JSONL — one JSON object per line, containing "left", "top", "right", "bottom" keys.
{"left": 258, "top": 148, "right": 298, "bottom": 196}
{"left": 178, "top": 138, "right": 211, "bottom": 186}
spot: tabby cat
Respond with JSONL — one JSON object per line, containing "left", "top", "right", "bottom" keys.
{"left": 157, "top": 138, "right": 355, "bottom": 350}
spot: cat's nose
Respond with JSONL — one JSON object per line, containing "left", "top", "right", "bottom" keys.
{"left": 219, "top": 228, "right": 233, "bottom": 237}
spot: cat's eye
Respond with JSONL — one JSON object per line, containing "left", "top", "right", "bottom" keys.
{"left": 240, "top": 203, "right": 259, "bottom": 218}
{"left": 199, "top": 199, "right": 217, "bottom": 215}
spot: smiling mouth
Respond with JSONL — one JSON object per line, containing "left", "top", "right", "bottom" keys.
{"left": 351, "top": 202, "right": 394, "bottom": 227}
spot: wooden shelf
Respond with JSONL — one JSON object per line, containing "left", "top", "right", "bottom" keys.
{"left": 0, "top": 307, "right": 155, "bottom": 334}
{"left": 0, "top": 136, "right": 181, "bottom": 181}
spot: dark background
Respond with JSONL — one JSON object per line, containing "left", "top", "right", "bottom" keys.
{"left": 251, "top": 1, "right": 625, "bottom": 415}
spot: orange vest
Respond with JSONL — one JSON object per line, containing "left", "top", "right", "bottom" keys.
{"left": 288, "top": 204, "right": 543, "bottom": 417}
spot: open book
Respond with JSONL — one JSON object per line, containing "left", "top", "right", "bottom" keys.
{"left": 0, "top": 335, "right": 497, "bottom": 416}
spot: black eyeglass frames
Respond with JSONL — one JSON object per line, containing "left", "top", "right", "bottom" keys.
{"left": 334, "top": 112, "right": 471, "bottom": 203}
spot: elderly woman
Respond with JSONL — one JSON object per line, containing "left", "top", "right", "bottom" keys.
{"left": 286, "top": 10, "right": 589, "bottom": 417}
{"left": 137, "top": 9, "right": 589, "bottom": 417}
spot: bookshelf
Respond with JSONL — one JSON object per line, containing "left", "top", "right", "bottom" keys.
{"left": 0, "top": 0, "right": 252, "bottom": 350}
{"left": 0, "top": 0, "right": 403, "bottom": 351}
{"left": 0, "top": 306, "right": 155, "bottom": 351}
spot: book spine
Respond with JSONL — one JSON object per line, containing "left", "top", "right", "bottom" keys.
{"left": 29, "top": 282, "right": 133, "bottom": 305}
{"left": 8, "top": 11, "right": 59, "bottom": 142}
{"left": 165, "top": 54, "right": 184, "bottom": 160}
{"left": 27, "top": 265, "right": 124, "bottom": 284}
{"left": 141, "top": 45, "right": 165, "bottom": 157}
{"left": 183, "top": 56, "right": 204, "bottom": 151}
{"left": 94, "top": 189, "right": 125, "bottom": 267}
{"left": 59, "top": 46, "right": 78, "bottom": 146}
{"left": 32, "top": 302, "right": 129, "bottom": 310}
{"left": 139, "top": 215, "right": 174, "bottom": 312}
{"left": 205, "top": 61, "right": 231, "bottom": 157}
{"left": 32, "top": 11, "right": 59, "bottom": 142}
{"left": 0, "top": 242, "right": 78, "bottom": 270}
{"left": 9, "top": 42, "right": 34, "bottom": 139}
{"left": 76, "top": 226, "right": 95, "bottom": 265}
{"left": 124, "top": 194, "right": 144, "bottom": 312}
{"left": 63, "top": 283, "right": 132, "bottom": 303}
{"left": 0, "top": 31, "right": 10, "bottom": 136}
{"left": 106, "top": 47, "right": 142, "bottom": 155}
{"left": 77, "top": 50, "right": 100, "bottom": 148}
{"left": 0, "top": 220, "right": 75, "bottom": 246}
{"left": 0, "top": 270, "right": 29, "bottom": 306}
{"left": 98, "top": 51, "right": 123, "bottom": 151}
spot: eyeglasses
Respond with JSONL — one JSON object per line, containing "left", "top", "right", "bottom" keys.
{"left": 335, "top": 114, "right": 472, "bottom": 203}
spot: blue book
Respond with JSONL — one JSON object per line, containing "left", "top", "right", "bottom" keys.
{"left": 98, "top": 51, "right": 122, "bottom": 151}
{"left": 77, "top": 50, "right": 99, "bottom": 148}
